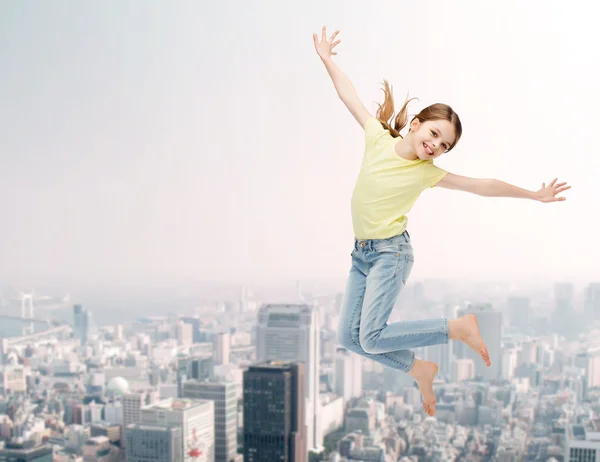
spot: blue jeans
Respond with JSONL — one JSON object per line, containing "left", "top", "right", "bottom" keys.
{"left": 337, "top": 231, "right": 449, "bottom": 373}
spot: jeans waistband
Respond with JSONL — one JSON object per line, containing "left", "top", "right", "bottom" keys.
{"left": 354, "top": 230, "right": 410, "bottom": 250}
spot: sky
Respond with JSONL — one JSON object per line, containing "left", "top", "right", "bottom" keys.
{"left": 1, "top": 1, "right": 599, "bottom": 289}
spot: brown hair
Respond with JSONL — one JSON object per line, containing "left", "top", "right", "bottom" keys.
{"left": 376, "top": 80, "right": 463, "bottom": 151}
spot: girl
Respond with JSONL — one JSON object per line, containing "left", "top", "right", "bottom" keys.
{"left": 313, "top": 26, "right": 570, "bottom": 416}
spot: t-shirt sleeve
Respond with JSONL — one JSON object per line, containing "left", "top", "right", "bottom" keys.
{"left": 364, "top": 117, "right": 391, "bottom": 150}
{"left": 422, "top": 161, "right": 448, "bottom": 188}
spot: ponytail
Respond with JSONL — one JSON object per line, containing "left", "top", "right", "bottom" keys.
{"left": 375, "top": 80, "right": 418, "bottom": 138}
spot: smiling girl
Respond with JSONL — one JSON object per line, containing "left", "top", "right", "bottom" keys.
{"left": 314, "top": 26, "right": 570, "bottom": 415}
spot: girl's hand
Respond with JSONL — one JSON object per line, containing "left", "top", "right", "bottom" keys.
{"left": 536, "top": 178, "right": 571, "bottom": 202}
{"left": 313, "top": 26, "right": 341, "bottom": 61}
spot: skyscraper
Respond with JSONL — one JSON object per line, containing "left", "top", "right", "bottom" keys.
{"left": 335, "top": 348, "right": 362, "bottom": 402}
{"left": 182, "top": 379, "right": 239, "bottom": 462}
{"left": 214, "top": 332, "right": 230, "bottom": 366}
{"left": 574, "top": 347, "right": 600, "bottom": 390}
{"left": 585, "top": 283, "right": 600, "bottom": 322}
{"left": 122, "top": 391, "right": 157, "bottom": 428}
{"left": 507, "top": 297, "right": 532, "bottom": 330}
{"left": 243, "top": 361, "right": 306, "bottom": 462}
{"left": 180, "top": 317, "right": 203, "bottom": 344}
{"left": 451, "top": 358, "right": 475, "bottom": 382}
{"left": 190, "top": 356, "right": 214, "bottom": 381}
{"left": 256, "top": 303, "right": 320, "bottom": 450}
{"left": 553, "top": 282, "right": 576, "bottom": 336}
{"left": 176, "top": 322, "right": 193, "bottom": 347}
{"left": 0, "top": 338, "right": 8, "bottom": 366}
{"left": 178, "top": 354, "right": 215, "bottom": 396}
{"left": 422, "top": 342, "right": 452, "bottom": 380}
{"left": 73, "top": 304, "right": 90, "bottom": 345}
{"left": 455, "top": 304, "right": 502, "bottom": 381}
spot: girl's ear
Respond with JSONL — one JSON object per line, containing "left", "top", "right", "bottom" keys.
{"left": 409, "top": 118, "right": 420, "bottom": 132}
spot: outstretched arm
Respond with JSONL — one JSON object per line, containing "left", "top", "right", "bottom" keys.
{"left": 313, "top": 26, "right": 372, "bottom": 128}
{"left": 436, "top": 173, "right": 571, "bottom": 203}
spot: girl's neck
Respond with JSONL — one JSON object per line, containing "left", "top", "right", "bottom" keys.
{"left": 394, "top": 132, "right": 418, "bottom": 161}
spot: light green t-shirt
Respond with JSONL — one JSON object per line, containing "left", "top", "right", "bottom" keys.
{"left": 350, "top": 117, "right": 448, "bottom": 240}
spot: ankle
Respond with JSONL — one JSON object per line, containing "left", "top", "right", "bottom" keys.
{"left": 408, "top": 358, "right": 422, "bottom": 378}
{"left": 448, "top": 319, "right": 459, "bottom": 340}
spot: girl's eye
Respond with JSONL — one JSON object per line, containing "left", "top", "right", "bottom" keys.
{"left": 431, "top": 130, "right": 437, "bottom": 137}
{"left": 442, "top": 144, "right": 448, "bottom": 150}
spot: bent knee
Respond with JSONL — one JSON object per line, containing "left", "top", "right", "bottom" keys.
{"left": 337, "top": 329, "right": 355, "bottom": 350}
{"left": 359, "top": 332, "right": 379, "bottom": 354}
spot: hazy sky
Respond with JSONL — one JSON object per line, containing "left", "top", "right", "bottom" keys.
{"left": 1, "top": 1, "right": 599, "bottom": 289}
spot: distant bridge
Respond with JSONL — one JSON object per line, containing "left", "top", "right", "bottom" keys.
{"left": 7, "top": 324, "right": 72, "bottom": 346}
{"left": 0, "top": 314, "right": 64, "bottom": 339}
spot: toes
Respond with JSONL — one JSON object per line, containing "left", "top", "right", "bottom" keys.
{"left": 423, "top": 402, "right": 435, "bottom": 416}
{"left": 481, "top": 349, "right": 491, "bottom": 366}
{"left": 480, "top": 347, "right": 491, "bottom": 366}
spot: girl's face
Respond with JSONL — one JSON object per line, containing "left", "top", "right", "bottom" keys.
{"left": 410, "top": 119, "right": 457, "bottom": 160}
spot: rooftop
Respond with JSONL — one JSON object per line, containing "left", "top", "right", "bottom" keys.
{"left": 250, "top": 360, "right": 303, "bottom": 370}
{"left": 186, "top": 377, "right": 235, "bottom": 386}
{"left": 126, "top": 423, "right": 180, "bottom": 432}
{"left": 569, "top": 420, "right": 600, "bottom": 441}
{"left": 585, "top": 418, "right": 600, "bottom": 438}
{"left": 0, "top": 442, "right": 53, "bottom": 456}
{"left": 146, "top": 398, "right": 210, "bottom": 411}
{"left": 85, "top": 436, "right": 109, "bottom": 445}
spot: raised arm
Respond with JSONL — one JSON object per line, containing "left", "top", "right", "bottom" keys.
{"left": 436, "top": 173, "right": 571, "bottom": 203}
{"left": 313, "top": 26, "right": 372, "bottom": 128}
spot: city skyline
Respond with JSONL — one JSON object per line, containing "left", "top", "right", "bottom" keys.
{"left": 2, "top": 2, "right": 600, "bottom": 461}
{"left": 1, "top": 1, "right": 599, "bottom": 288}
{"left": 1, "top": 274, "right": 600, "bottom": 460}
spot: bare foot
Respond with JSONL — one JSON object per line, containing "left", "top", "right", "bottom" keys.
{"left": 449, "top": 314, "right": 491, "bottom": 367}
{"left": 408, "top": 358, "right": 439, "bottom": 416}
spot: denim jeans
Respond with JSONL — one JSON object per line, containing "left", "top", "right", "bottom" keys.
{"left": 337, "top": 231, "right": 449, "bottom": 373}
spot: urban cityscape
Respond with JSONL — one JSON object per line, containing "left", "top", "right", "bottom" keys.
{"left": 0, "top": 280, "right": 599, "bottom": 461}
{"left": 2, "top": 2, "right": 598, "bottom": 462}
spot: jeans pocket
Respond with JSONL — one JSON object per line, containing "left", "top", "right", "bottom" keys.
{"left": 401, "top": 254, "right": 415, "bottom": 284}
{"left": 374, "top": 244, "right": 402, "bottom": 256}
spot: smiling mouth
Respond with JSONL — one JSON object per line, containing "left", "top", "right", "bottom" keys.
{"left": 423, "top": 143, "right": 434, "bottom": 156}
